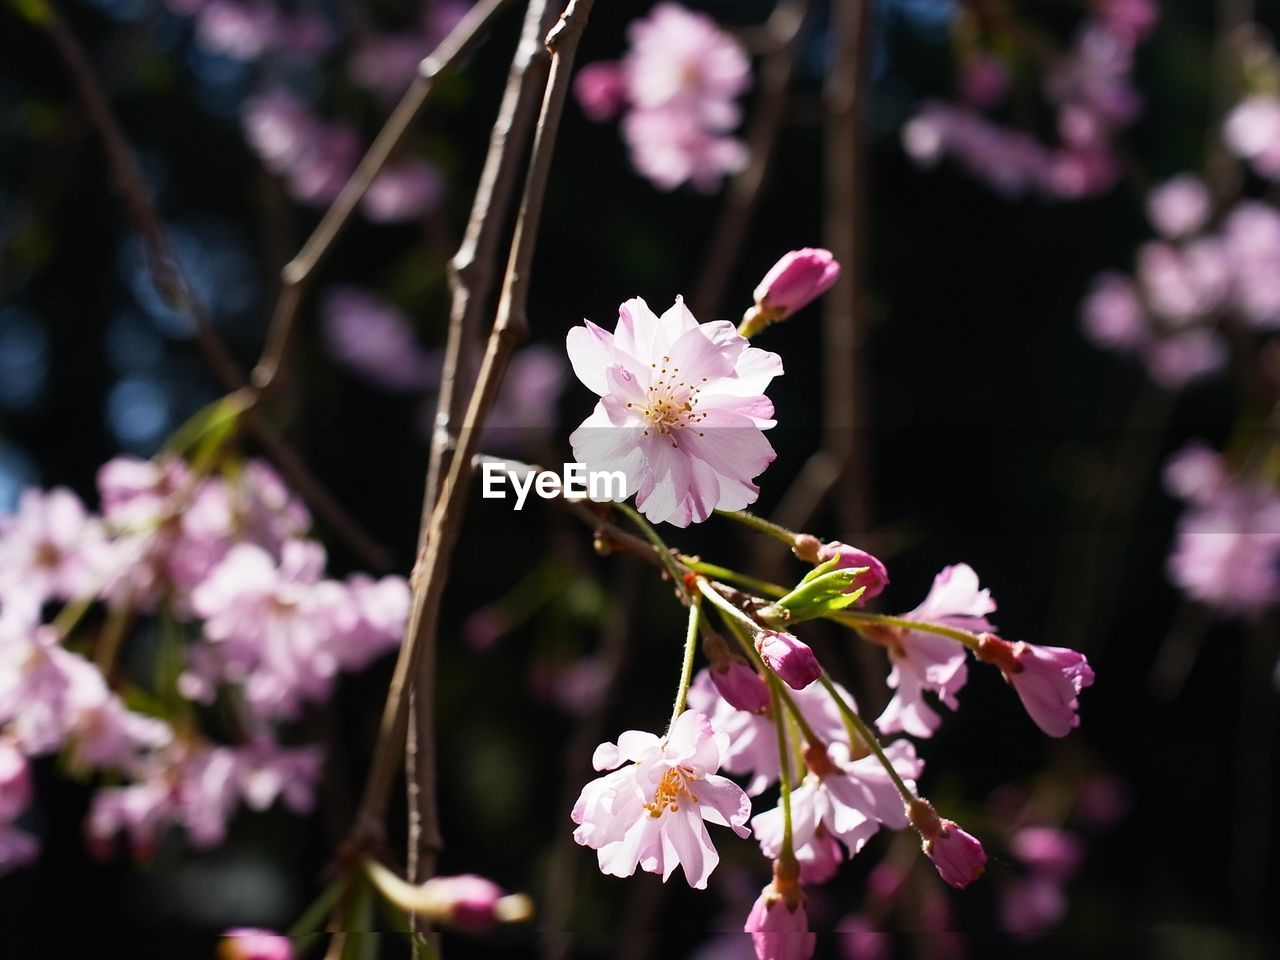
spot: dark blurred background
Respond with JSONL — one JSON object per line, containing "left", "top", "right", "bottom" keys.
{"left": 1, "top": 0, "right": 1277, "bottom": 957}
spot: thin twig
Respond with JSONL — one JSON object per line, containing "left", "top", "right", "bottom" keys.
{"left": 691, "top": 0, "right": 816, "bottom": 320}
{"left": 41, "top": 2, "right": 393, "bottom": 571}
{"left": 406, "top": 0, "right": 562, "bottom": 896}
{"left": 252, "top": 0, "right": 516, "bottom": 398}
{"left": 355, "top": 0, "right": 597, "bottom": 840}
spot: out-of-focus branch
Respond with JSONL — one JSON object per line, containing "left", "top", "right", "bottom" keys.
{"left": 251, "top": 0, "right": 516, "bottom": 399}
{"left": 356, "top": 0, "right": 597, "bottom": 841}
{"left": 41, "top": 1, "right": 392, "bottom": 571}
{"left": 692, "top": 0, "right": 816, "bottom": 320}
{"left": 406, "top": 0, "right": 562, "bottom": 897}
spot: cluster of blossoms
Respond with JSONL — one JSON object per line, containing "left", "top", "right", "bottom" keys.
{"left": 574, "top": 2, "right": 751, "bottom": 192}
{"left": 1163, "top": 443, "right": 1280, "bottom": 623}
{"left": 1079, "top": 174, "right": 1280, "bottom": 389}
{"left": 320, "top": 285, "right": 566, "bottom": 455}
{"left": 0, "top": 456, "right": 409, "bottom": 872}
{"left": 904, "top": 0, "right": 1157, "bottom": 199}
{"left": 243, "top": 87, "right": 443, "bottom": 220}
{"left": 153, "top": 0, "right": 462, "bottom": 218}
{"left": 562, "top": 250, "right": 1095, "bottom": 957}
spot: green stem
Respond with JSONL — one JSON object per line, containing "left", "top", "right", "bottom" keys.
{"left": 94, "top": 602, "right": 132, "bottom": 675}
{"left": 714, "top": 509, "right": 801, "bottom": 546}
{"left": 695, "top": 577, "right": 764, "bottom": 634}
{"left": 833, "top": 609, "right": 981, "bottom": 649}
{"left": 51, "top": 597, "right": 94, "bottom": 640}
{"left": 668, "top": 594, "right": 702, "bottom": 732}
{"left": 680, "top": 557, "right": 786, "bottom": 598}
{"left": 817, "top": 673, "right": 916, "bottom": 804}
{"left": 614, "top": 502, "right": 690, "bottom": 602}
{"left": 288, "top": 873, "right": 353, "bottom": 940}
{"left": 767, "top": 673, "right": 796, "bottom": 863}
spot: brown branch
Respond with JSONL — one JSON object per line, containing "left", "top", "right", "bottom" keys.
{"left": 355, "top": 0, "right": 597, "bottom": 840}
{"left": 251, "top": 0, "right": 517, "bottom": 398}
{"left": 406, "top": 0, "right": 562, "bottom": 896}
{"left": 42, "top": 2, "right": 393, "bottom": 571}
{"left": 691, "top": 0, "right": 816, "bottom": 320}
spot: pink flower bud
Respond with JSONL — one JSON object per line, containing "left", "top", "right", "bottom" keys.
{"left": 423, "top": 875, "right": 533, "bottom": 930}
{"left": 574, "top": 62, "right": 628, "bottom": 122}
{"left": 816, "top": 541, "right": 889, "bottom": 600}
{"left": 753, "top": 249, "right": 841, "bottom": 319}
{"left": 977, "top": 635, "right": 1095, "bottom": 737}
{"left": 907, "top": 799, "right": 987, "bottom": 889}
{"left": 756, "top": 631, "right": 821, "bottom": 690}
{"left": 0, "top": 741, "right": 32, "bottom": 823}
{"left": 218, "top": 930, "right": 294, "bottom": 960}
{"left": 745, "top": 861, "right": 815, "bottom": 960}
{"left": 710, "top": 660, "right": 771, "bottom": 713}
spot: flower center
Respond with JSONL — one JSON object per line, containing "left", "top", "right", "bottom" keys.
{"left": 628, "top": 357, "right": 710, "bottom": 448}
{"left": 644, "top": 765, "right": 699, "bottom": 818}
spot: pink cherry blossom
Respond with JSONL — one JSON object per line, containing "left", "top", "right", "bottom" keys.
{"left": 362, "top": 160, "right": 444, "bottom": 223}
{"left": 1146, "top": 175, "right": 1211, "bottom": 240}
{"left": 874, "top": 563, "right": 995, "bottom": 739}
{"left": 753, "top": 249, "right": 842, "bottom": 321}
{"left": 621, "top": 107, "right": 748, "bottom": 192}
{"left": 421, "top": 875, "right": 515, "bottom": 930}
{"left": 1010, "top": 826, "right": 1084, "bottom": 881}
{"left": 242, "top": 88, "right": 317, "bottom": 176}
{"left": 321, "top": 287, "right": 434, "bottom": 392}
{"left": 1080, "top": 273, "right": 1148, "bottom": 352}
{"left": 623, "top": 3, "right": 750, "bottom": 132}
{"left": 567, "top": 297, "right": 782, "bottom": 527}
{"left": 349, "top": 35, "right": 433, "bottom": 101}
{"left": 1222, "top": 202, "right": 1280, "bottom": 329}
{"left": 999, "top": 874, "right": 1066, "bottom": 939}
{"left": 745, "top": 881, "right": 815, "bottom": 960}
{"left": 0, "top": 487, "right": 107, "bottom": 605}
{"left": 0, "top": 739, "right": 32, "bottom": 824}
{"left": 571, "top": 709, "right": 751, "bottom": 889}
{"left": 219, "top": 929, "right": 295, "bottom": 960}
{"left": 1224, "top": 95, "right": 1280, "bottom": 178}
{"left": 907, "top": 798, "right": 987, "bottom": 888}
{"left": 234, "top": 739, "right": 323, "bottom": 814}
{"left": 1143, "top": 328, "right": 1228, "bottom": 389}
{"left": 195, "top": 1, "right": 279, "bottom": 61}
{"left": 575, "top": 62, "right": 628, "bottom": 122}
{"left": 0, "top": 625, "right": 103, "bottom": 755}
{"left": 975, "top": 635, "right": 1095, "bottom": 737}
{"left": 753, "top": 740, "right": 922, "bottom": 866}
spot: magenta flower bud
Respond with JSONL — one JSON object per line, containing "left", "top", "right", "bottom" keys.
{"left": 574, "top": 62, "right": 628, "bottom": 123}
{"left": 756, "top": 631, "right": 821, "bottom": 690}
{"left": 745, "top": 860, "right": 815, "bottom": 960}
{"left": 907, "top": 799, "right": 987, "bottom": 889}
{"left": 710, "top": 659, "right": 771, "bottom": 713}
{"left": 753, "top": 248, "right": 841, "bottom": 321}
{"left": 218, "top": 930, "right": 294, "bottom": 960}
{"left": 977, "top": 635, "right": 1095, "bottom": 737}
{"left": 424, "top": 874, "right": 533, "bottom": 930}
{"left": 816, "top": 541, "right": 889, "bottom": 600}
{"left": 0, "top": 741, "right": 32, "bottom": 823}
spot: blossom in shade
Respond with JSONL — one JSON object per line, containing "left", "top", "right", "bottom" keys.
{"left": 567, "top": 297, "right": 782, "bottom": 527}
{"left": 1080, "top": 273, "right": 1148, "bottom": 352}
{"left": 1143, "top": 329, "right": 1228, "bottom": 389}
{"left": 907, "top": 798, "right": 987, "bottom": 888}
{"left": 234, "top": 739, "right": 323, "bottom": 814}
{"left": 755, "top": 631, "right": 821, "bottom": 691}
{"left": 571, "top": 709, "right": 751, "bottom": 889}
{"left": 0, "top": 740, "right": 31, "bottom": 822}
{"left": 745, "top": 866, "right": 815, "bottom": 960}
{"left": 0, "top": 487, "right": 107, "bottom": 605}
{"left": 575, "top": 62, "right": 627, "bottom": 122}
{"left": 874, "top": 563, "right": 995, "bottom": 738}
{"left": 702, "top": 628, "right": 769, "bottom": 713}
{"left": 321, "top": 286, "right": 434, "bottom": 391}
{"left": 362, "top": 160, "right": 444, "bottom": 223}
{"left": 218, "top": 929, "right": 295, "bottom": 960}
{"left": 752, "top": 249, "right": 842, "bottom": 322}
{"left": 1146, "top": 175, "right": 1211, "bottom": 239}
{"left": 975, "top": 635, "right": 1095, "bottom": 737}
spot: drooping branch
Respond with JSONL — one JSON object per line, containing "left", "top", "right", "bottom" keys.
{"left": 407, "top": 0, "right": 563, "bottom": 891}
{"left": 356, "top": 0, "right": 597, "bottom": 840}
